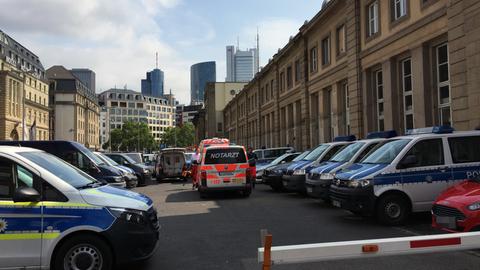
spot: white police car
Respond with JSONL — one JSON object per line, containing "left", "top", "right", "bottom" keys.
{"left": 330, "top": 126, "right": 480, "bottom": 225}
{"left": 0, "top": 146, "right": 159, "bottom": 270}
{"left": 305, "top": 131, "right": 397, "bottom": 200}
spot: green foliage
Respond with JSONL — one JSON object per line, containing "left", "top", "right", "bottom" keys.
{"left": 160, "top": 123, "right": 195, "bottom": 148}
{"left": 102, "top": 121, "right": 157, "bottom": 152}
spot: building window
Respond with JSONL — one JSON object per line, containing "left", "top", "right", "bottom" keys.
{"left": 368, "top": 1, "right": 379, "bottom": 37}
{"left": 401, "top": 58, "right": 413, "bottom": 131}
{"left": 270, "top": 79, "right": 274, "bottom": 99}
{"left": 217, "top": 122, "right": 223, "bottom": 132}
{"left": 280, "top": 71, "right": 285, "bottom": 92}
{"left": 286, "top": 66, "right": 293, "bottom": 89}
{"left": 337, "top": 24, "right": 346, "bottom": 55}
{"left": 321, "top": 36, "right": 331, "bottom": 66}
{"left": 436, "top": 43, "right": 451, "bottom": 126}
{"left": 343, "top": 82, "right": 350, "bottom": 134}
{"left": 375, "top": 70, "right": 384, "bottom": 131}
{"left": 309, "top": 46, "right": 318, "bottom": 73}
{"left": 392, "top": 0, "right": 407, "bottom": 21}
{"left": 295, "top": 60, "right": 301, "bottom": 82}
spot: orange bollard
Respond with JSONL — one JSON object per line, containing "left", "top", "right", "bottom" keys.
{"left": 262, "top": 234, "right": 273, "bottom": 270}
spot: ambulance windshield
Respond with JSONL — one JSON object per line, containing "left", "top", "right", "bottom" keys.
{"left": 204, "top": 148, "right": 247, "bottom": 164}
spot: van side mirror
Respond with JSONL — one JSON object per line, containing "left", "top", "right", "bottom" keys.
{"left": 399, "top": 155, "right": 417, "bottom": 169}
{"left": 249, "top": 159, "right": 256, "bottom": 167}
{"left": 13, "top": 187, "right": 41, "bottom": 203}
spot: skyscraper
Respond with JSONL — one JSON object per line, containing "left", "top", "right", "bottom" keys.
{"left": 141, "top": 68, "right": 164, "bottom": 97}
{"left": 225, "top": 33, "right": 260, "bottom": 82}
{"left": 190, "top": 61, "right": 216, "bottom": 105}
{"left": 71, "top": 68, "right": 96, "bottom": 94}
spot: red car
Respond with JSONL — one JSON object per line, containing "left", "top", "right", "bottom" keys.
{"left": 432, "top": 179, "right": 480, "bottom": 232}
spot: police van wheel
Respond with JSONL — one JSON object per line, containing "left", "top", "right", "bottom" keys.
{"left": 376, "top": 194, "right": 410, "bottom": 226}
{"left": 54, "top": 235, "right": 113, "bottom": 270}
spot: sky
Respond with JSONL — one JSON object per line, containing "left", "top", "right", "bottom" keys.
{"left": 0, "top": 0, "right": 323, "bottom": 104}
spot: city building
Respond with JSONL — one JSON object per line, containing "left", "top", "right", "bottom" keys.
{"left": 141, "top": 68, "right": 164, "bottom": 97}
{"left": 223, "top": 0, "right": 480, "bottom": 150}
{"left": 190, "top": 61, "right": 216, "bottom": 105}
{"left": 47, "top": 65, "right": 100, "bottom": 149}
{"left": 226, "top": 46, "right": 259, "bottom": 82}
{"left": 204, "top": 82, "right": 246, "bottom": 138}
{"left": 0, "top": 29, "right": 50, "bottom": 141}
{"left": 98, "top": 88, "right": 176, "bottom": 148}
{"left": 71, "top": 68, "right": 96, "bottom": 93}
{"left": 175, "top": 104, "right": 203, "bottom": 126}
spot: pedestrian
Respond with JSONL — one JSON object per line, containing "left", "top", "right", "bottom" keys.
{"left": 247, "top": 147, "right": 257, "bottom": 189}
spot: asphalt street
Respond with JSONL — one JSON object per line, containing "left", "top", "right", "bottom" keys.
{"left": 123, "top": 181, "right": 480, "bottom": 270}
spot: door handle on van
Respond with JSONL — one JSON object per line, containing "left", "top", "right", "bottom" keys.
{"left": 438, "top": 166, "right": 448, "bottom": 173}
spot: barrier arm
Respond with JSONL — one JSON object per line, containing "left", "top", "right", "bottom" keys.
{"left": 258, "top": 231, "right": 480, "bottom": 265}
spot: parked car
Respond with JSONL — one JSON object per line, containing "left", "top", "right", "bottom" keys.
{"left": 253, "top": 147, "right": 294, "bottom": 166}
{"left": 156, "top": 148, "right": 187, "bottom": 181}
{"left": 124, "top": 152, "right": 144, "bottom": 164}
{"left": 143, "top": 153, "right": 157, "bottom": 177}
{"left": 262, "top": 150, "right": 310, "bottom": 191}
{"left": 106, "top": 153, "right": 152, "bottom": 187}
{"left": 432, "top": 176, "right": 480, "bottom": 232}
{"left": 330, "top": 126, "right": 480, "bottom": 225}
{"left": 283, "top": 136, "right": 355, "bottom": 194}
{"left": 256, "top": 152, "right": 300, "bottom": 182}
{"left": 0, "top": 140, "right": 126, "bottom": 187}
{"left": 94, "top": 152, "right": 138, "bottom": 188}
{"left": 305, "top": 130, "right": 397, "bottom": 201}
{"left": 193, "top": 145, "right": 254, "bottom": 198}
{"left": 0, "top": 146, "right": 159, "bottom": 270}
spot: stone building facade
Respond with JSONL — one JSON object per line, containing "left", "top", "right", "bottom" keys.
{"left": 223, "top": 0, "right": 480, "bottom": 150}
{"left": 0, "top": 30, "right": 49, "bottom": 141}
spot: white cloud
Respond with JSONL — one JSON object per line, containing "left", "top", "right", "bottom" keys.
{"left": 0, "top": 0, "right": 192, "bottom": 104}
{"left": 242, "top": 18, "right": 301, "bottom": 68}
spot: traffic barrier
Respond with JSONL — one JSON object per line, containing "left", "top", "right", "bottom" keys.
{"left": 258, "top": 231, "right": 480, "bottom": 267}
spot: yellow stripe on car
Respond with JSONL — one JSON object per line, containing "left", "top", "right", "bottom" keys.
{"left": 0, "top": 232, "right": 60, "bottom": 240}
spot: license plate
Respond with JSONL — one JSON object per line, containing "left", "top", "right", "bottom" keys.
{"left": 306, "top": 187, "right": 313, "bottom": 193}
{"left": 436, "top": 216, "right": 456, "bottom": 229}
{"left": 219, "top": 172, "right": 234, "bottom": 176}
{"left": 332, "top": 200, "right": 341, "bottom": 208}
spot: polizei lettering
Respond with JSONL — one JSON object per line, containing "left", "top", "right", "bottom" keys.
{"left": 209, "top": 152, "right": 239, "bottom": 159}
{"left": 466, "top": 170, "right": 480, "bottom": 179}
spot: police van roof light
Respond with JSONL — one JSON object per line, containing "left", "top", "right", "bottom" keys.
{"left": 333, "top": 135, "right": 356, "bottom": 142}
{"left": 406, "top": 126, "right": 455, "bottom": 135}
{"left": 366, "top": 130, "right": 397, "bottom": 139}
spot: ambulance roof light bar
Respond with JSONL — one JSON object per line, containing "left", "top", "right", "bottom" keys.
{"left": 406, "top": 125, "right": 454, "bottom": 135}
{"left": 366, "top": 130, "right": 397, "bottom": 139}
{"left": 333, "top": 135, "right": 356, "bottom": 142}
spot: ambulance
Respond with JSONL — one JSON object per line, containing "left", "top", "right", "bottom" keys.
{"left": 0, "top": 146, "right": 159, "bottom": 270}
{"left": 305, "top": 131, "right": 397, "bottom": 200}
{"left": 191, "top": 138, "right": 230, "bottom": 187}
{"left": 329, "top": 126, "right": 480, "bottom": 225}
{"left": 193, "top": 145, "right": 254, "bottom": 198}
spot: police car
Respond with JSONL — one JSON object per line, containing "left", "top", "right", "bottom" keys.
{"left": 0, "top": 146, "right": 159, "bottom": 270}
{"left": 329, "top": 126, "right": 480, "bottom": 225}
{"left": 282, "top": 136, "right": 356, "bottom": 193}
{"left": 305, "top": 131, "right": 397, "bottom": 200}
{"left": 194, "top": 145, "right": 254, "bottom": 198}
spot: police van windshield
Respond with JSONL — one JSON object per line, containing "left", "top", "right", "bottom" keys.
{"left": 73, "top": 142, "right": 106, "bottom": 166}
{"left": 20, "top": 151, "right": 99, "bottom": 188}
{"left": 304, "top": 144, "right": 329, "bottom": 161}
{"left": 270, "top": 153, "right": 291, "bottom": 166}
{"left": 204, "top": 148, "right": 247, "bottom": 164}
{"left": 330, "top": 142, "right": 365, "bottom": 162}
{"left": 293, "top": 151, "right": 310, "bottom": 161}
{"left": 361, "top": 139, "right": 411, "bottom": 164}
{"left": 97, "top": 153, "right": 120, "bottom": 166}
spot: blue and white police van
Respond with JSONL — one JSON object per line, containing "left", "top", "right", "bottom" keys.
{"left": 0, "top": 146, "right": 159, "bottom": 270}
{"left": 305, "top": 131, "right": 397, "bottom": 200}
{"left": 329, "top": 126, "right": 480, "bottom": 225}
{"left": 282, "top": 136, "right": 356, "bottom": 193}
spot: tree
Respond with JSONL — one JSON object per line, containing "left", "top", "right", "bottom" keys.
{"left": 160, "top": 123, "right": 195, "bottom": 148}
{"left": 103, "top": 121, "right": 157, "bottom": 152}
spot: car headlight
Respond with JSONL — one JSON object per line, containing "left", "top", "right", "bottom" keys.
{"left": 468, "top": 202, "right": 480, "bottom": 211}
{"left": 293, "top": 169, "right": 306, "bottom": 175}
{"left": 274, "top": 170, "right": 283, "bottom": 175}
{"left": 347, "top": 179, "right": 372, "bottom": 188}
{"left": 320, "top": 173, "right": 335, "bottom": 180}
{"left": 109, "top": 207, "right": 146, "bottom": 225}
